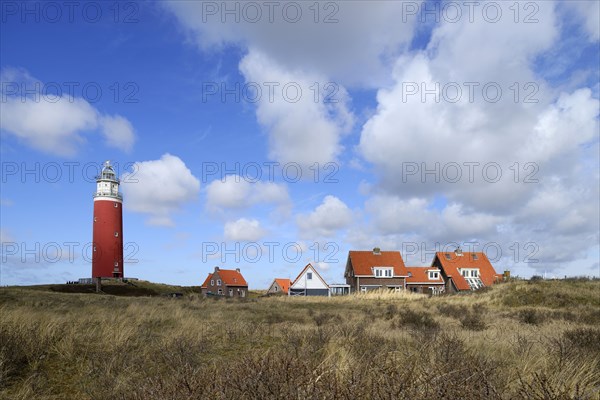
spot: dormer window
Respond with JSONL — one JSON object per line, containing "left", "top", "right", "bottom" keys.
{"left": 444, "top": 253, "right": 451, "bottom": 260}
{"left": 472, "top": 254, "right": 478, "bottom": 260}
{"left": 428, "top": 271, "right": 439, "bottom": 280}
{"left": 459, "top": 268, "right": 479, "bottom": 278}
{"left": 374, "top": 267, "right": 393, "bottom": 277}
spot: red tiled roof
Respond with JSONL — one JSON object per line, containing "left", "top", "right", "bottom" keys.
{"left": 218, "top": 269, "right": 248, "bottom": 286}
{"left": 406, "top": 266, "right": 444, "bottom": 284}
{"left": 201, "top": 273, "right": 212, "bottom": 288}
{"left": 347, "top": 251, "right": 408, "bottom": 276}
{"left": 201, "top": 269, "right": 248, "bottom": 288}
{"left": 274, "top": 278, "right": 291, "bottom": 293}
{"left": 435, "top": 252, "right": 498, "bottom": 291}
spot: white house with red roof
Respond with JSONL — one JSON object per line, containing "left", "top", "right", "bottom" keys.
{"left": 432, "top": 248, "right": 502, "bottom": 292}
{"left": 201, "top": 267, "right": 248, "bottom": 298}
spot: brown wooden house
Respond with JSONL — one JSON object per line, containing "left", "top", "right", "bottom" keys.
{"left": 201, "top": 267, "right": 248, "bottom": 298}
{"left": 432, "top": 248, "right": 502, "bottom": 292}
{"left": 345, "top": 248, "right": 409, "bottom": 293}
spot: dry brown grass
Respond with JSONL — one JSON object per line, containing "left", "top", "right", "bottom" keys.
{"left": 1, "top": 280, "right": 599, "bottom": 399}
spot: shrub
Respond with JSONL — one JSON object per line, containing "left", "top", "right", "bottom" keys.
{"left": 436, "top": 303, "right": 467, "bottom": 319}
{"left": 563, "top": 327, "right": 600, "bottom": 353}
{"left": 518, "top": 308, "right": 547, "bottom": 325}
{"left": 397, "top": 309, "right": 440, "bottom": 333}
{"left": 460, "top": 311, "right": 487, "bottom": 331}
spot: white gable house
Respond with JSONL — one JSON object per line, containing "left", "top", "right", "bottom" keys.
{"left": 289, "top": 263, "right": 329, "bottom": 296}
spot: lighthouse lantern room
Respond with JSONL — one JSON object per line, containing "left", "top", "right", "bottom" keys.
{"left": 92, "top": 161, "right": 124, "bottom": 279}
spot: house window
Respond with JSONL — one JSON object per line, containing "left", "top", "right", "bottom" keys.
{"left": 461, "top": 270, "right": 469, "bottom": 277}
{"left": 471, "top": 270, "right": 478, "bottom": 277}
{"left": 429, "top": 271, "right": 439, "bottom": 280}
{"left": 445, "top": 253, "right": 451, "bottom": 260}
{"left": 217, "top": 289, "right": 223, "bottom": 295}
{"left": 274, "top": 286, "right": 278, "bottom": 291}
{"left": 374, "top": 267, "right": 393, "bottom": 277}
{"left": 217, "top": 279, "right": 221, "bottom": 286}
{"left": 394, "top": 287, "right": 402, "bottom": 292}
{"left": 229, "top": 289, "right": 233, "bottom": 296}
{"left": 240, "top": 289, "right": 245, "bottom": 297}
{"left": 307, "top": 272, "right": 313, "bottom": 280}
{"left": 210, "top": 279, "right": 214, "bottom": 286}
{"left": 360, "top": 286, "right": 367, "bottom": 293}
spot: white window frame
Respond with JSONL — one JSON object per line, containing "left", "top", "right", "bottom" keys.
{"left": 229, "top": 289, "right": 233, "bottom": 296}
{"left": 374, "top": 267, "right": 393, "bottom": 278}
{"left": 210, "top": 279, "right": 214, "bottom": 286}
{"left": 217, "top": 279, "right": 222, "bottom": 286}
{"left": 114, "top": 232, "right": 119, "bottom": 237}
{"left": 217, "top": 289, "right": 223, "bottom": 295}
{"left": 428, "top": 271, "right": 439, "bottom": 280}
{"left": 360, "top": 286, "right": 367, "bottom": 293}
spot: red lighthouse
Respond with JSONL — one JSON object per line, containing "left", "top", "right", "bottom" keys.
{"left": 92, "top": 161, "right": 124, "bottom": 279}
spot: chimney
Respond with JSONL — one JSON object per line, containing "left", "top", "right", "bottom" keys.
{"left": 236, "top": 268, "right": 240, "bottom": 272}
{"left": 373, "top": 247, "right": 381, "bottom": 255}
{"left": 214, "top": 266, "right": 220, "bottom": 272}
{"left": 454, "top": 246, "right": 463, "bottom": 256}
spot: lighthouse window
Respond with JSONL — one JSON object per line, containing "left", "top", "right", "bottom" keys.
{"left": 114, "top": 203, "right": 118, "bottom": 208}
{"left": 114, "top": 262, "right": 118, "bottom": 267}
{"left": 93, "top": 246, "right": 96, "bottom": 252}
{"left": 114, "top": 232, "right": 119, "bottom": 237}
{"left": 94, "top": 217, "right": 97, "bottom": 222}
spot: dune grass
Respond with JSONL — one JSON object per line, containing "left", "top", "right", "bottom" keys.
{"left": 1, "top": 280, "right": 599, "bottom": 399}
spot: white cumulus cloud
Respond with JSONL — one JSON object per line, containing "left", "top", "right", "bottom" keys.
{"left": 205, "top": 174, "right": 289, "bottom": 212}
{"left": 0, "top": 68, "right": 136, "bottom": 155}
{"left": 121, "top": 154, "right": 200, "bottom": 226}
{"left": 297, "top": 195, "right": 353, "bottom": 239}
{"left": 224, "top": 218, "right": 266, "bottom": 242}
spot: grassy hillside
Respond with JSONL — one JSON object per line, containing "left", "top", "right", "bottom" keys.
{"left": 1, "top": 280, "right": 599, "bottom": 399}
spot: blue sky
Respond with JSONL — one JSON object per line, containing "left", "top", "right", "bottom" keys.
{"left": 1, "top": 0, "right": 599, "bottom": 287}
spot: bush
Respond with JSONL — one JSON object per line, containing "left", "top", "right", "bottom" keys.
{"left": 460, "top": 312, "right": 487, "bottom": 331}
{"left": 517, "top": 308, "right": 547, "bottom": 325}
{"left": 436, "top": 303, "right": 467, "bottom": 319}
{"left": 397, "top": 309, "right": 440, "bottom": 333}
{"left": 563, "top": 327, "right": 600, "bottom": 353}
